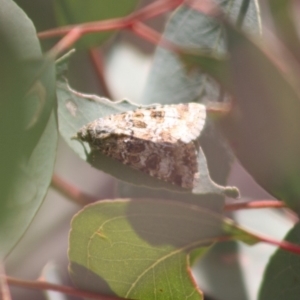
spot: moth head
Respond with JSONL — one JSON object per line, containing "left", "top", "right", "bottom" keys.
{"left": 76, "top": 126, "right": 91, "bottom": 142}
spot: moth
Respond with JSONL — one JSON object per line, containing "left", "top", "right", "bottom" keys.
{"left": 76, "top": 103, "right": 206, "bottom": 189}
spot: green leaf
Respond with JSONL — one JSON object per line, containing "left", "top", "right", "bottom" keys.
{"left": 142, "top": 0, "right": 260, "bottom": 106}
{"left": 268, "top": 0, "right": 300, "bottom": 64}
{"left": 223, "top": 218, "right": 259, "bottom": 245}
{"left": 23, "top": 59, "right": 57, "bottom": 158}
{"left": 68, "top": 198, "right": 255, "bottom": 299}
{"left": 0, "top": 0, "right": 42, "bottom": 58}
{"left": 193, "top": 241, "right": 249, "bottom": 300}
{"left": 179, "top": 50, "right": 233, "bottom": 92}
{"left": 0, "top": 110, "right": 57, "bottom": 258}
{"left": 55, "top": 48, "right": 76, "bottom": 78}
{"left": 57, "top": 81, "right": 237, "bottom": 196}
{"left": 0, "top": 0, "right": 57, "bottom": 258}
{"left": 218, "top": 23, "right": 300, "bottom": 213}
{"left": 177, "top": 11, "right": 300, "bottom": 213}
{"left": 258, "top": 222, "right": 300, "bottom": 300}
{"left": 54, "top": 0, "right": 139, "bottom": 48}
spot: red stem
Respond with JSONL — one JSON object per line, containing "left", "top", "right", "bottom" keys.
{"left": 47, "top": 27, "right": 82, "bottom": 59}
{"left": 38, "top": 0, "right": 183, "bottom": 40}
{"left": 259, "top": 235, "right": 300, "bottom": 255}
{"left": 52, "top": 173, "right": 289, "bottom": 212}
{"left": 0, "top": 264, "right": 11, "bottom": 300}
{"left": 6, "top": 276, "right": 123, "bottom": 300}
{"left": 215, "top": 233, "right": 300, "bottom": 255}
{"left": 41, "top": 0, "right": 184, "bottom": 58}
{"left": 225, "top": 200, "right": 286, "bottom": 211}
{"left": 51, "top": 174, "right": 97, "bottom": 205}
{"left": 89, "top": 48, "right": 114, "bottom": 99}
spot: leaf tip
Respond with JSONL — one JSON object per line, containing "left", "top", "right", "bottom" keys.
{"left": 223, "top": 186, "right": 240, "bottom": 199}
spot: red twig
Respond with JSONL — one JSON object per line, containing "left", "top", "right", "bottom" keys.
{"left": 52, "top": 173, "right": 290, "bottom": 211}
{"left": 225, "top": 200, "right": 286, "bottom": 211}
{"left": 215, "top": 231, "right": 300, "bottom": 256}
{"left": 51, "top": 174, "right": 97, "bottom": 206}
{"left": 6, "top": 276, "right": 123, "bottom": 300}
{"left": 259, "top": 235, "right": 300, "bottom": 255}
{"left": 38, "top": 0, "right": 183, "bottom": 40}
{"left": 0, "top": 264, "right": 11, "bottom": 300}
{"left": 89, "top": 48, "right": 114, "bottom": 99}
{"left": 47, "top": 27, "right": 82, "bottom": 59}
{"left": 38, "top": 0, "right": 186, "bottom": 58}
{"left": 39, "top": 18, "right": 126, "bottom": 39}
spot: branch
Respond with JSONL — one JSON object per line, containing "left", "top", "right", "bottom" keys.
{"left": 0, "top": 264, "right": 11, "bottom": 300}
{"left": 38, "top": 0, "right": 183, "bottom": 40}
{"left": 40, "top": 0, "right": 185, "bottom": 58}
{"left": 216, "top": 229, "right": 300, "bottom": 255}
{"left": 259, "top": 235, "right": 300, "bottom": 255}
{"left": 225, "top": 200, "right": 286, "bottom": 211}
{"left": 46, "top": 27, "right": 82, "bottom": 59}
{"left": 6, "top": 276, "right": 123, "bottom": 300}
{"left": 51, "top": 174, "right": 97, "bottom": 206}
{"left": 89, "top": 48, "right": 114, "bottom": 99}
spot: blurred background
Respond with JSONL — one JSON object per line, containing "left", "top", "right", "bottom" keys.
{"left": 5, "top": 0, "right": 296, "bottom": 299}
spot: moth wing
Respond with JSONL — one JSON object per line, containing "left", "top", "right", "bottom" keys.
{"left": 82, "top": 103, "right": 206, "bottom": 144}
{"left": 99, "top": 136, "right": 198, "bottom": 189}
{"left": 119, "top": 103, "right": 206, "bottom": 143}
{"left": 163, "top": 103, "right": 206, "bottom": 143}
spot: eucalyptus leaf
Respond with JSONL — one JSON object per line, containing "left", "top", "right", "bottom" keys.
{"left": 0, "top": 110, "right": 57, "bottom": 258}
{"left": 218, "top": 22, "right": 300, "bottom": 213}
{"left": 0, "top": 0, "right": 57, "bottom": 258}
{"left": 173, "top": 3, "right": 300, "bottom": 214}
{"left": 259, "top": 222, "right": 300, "bottom": 300}
{"left": 69, "top": 198, "right": 258, "bottom": 299}
{"left": 57, "top": 81, "right": 237, "bottom": 196}
{"left": 268, "top": 0, "right": 300, "bottom": 64}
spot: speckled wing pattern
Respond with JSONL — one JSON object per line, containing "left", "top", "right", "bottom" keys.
{"left": 77, "top": 103, "right": 206, "bottom": 189}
